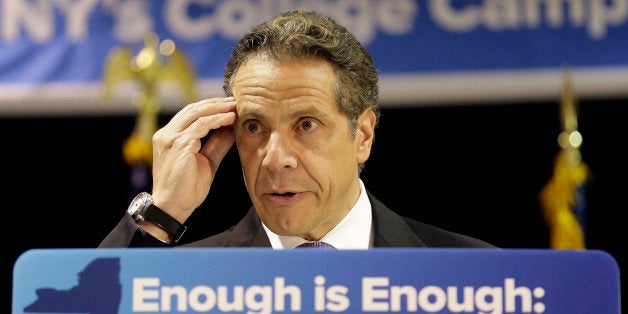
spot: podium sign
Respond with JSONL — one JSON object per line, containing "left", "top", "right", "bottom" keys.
{"left": 13, "top": 248, "right": 620, "bottom": 314}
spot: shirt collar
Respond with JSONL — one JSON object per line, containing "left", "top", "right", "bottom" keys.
{"left": 263, "top": 179, "right": 373, "bottom": 249}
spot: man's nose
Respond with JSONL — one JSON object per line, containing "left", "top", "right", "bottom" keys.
{"left": 261, "top": 132, "right": 298, "bottom": 171}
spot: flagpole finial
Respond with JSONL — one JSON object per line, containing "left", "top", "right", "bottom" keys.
{"left": 558, "top": 67, "right": 583, "bottom": 165}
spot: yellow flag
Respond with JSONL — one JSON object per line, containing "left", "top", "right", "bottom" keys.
{"left": 539, "top": 68, "right": 590, "bottom": 250}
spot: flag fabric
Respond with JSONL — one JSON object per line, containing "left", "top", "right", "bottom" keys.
{"left": 539, "top": 69, "right": 590, "bottom": 250}
{"left": 122, "top": 93, "right": 159, "bottom": 198}
{"left": 539, "top": 149, "right": 590, "bottom": 249}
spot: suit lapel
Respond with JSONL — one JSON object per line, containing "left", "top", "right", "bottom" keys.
{"left": 367, "top": 190, "right": 428, "bottom": 248}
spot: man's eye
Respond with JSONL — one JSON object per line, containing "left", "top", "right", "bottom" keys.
{"left": 244, "top": 121, "right": 260, "bottom": 134}
{"left": 300, "top": 119, "right": 317, "bottom": 131}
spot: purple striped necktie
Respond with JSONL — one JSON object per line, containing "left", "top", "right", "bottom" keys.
{"left": 295, "top": 242, "right": 336, "bottom": 249}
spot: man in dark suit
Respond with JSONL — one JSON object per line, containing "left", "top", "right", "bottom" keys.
{"left": 99, "top": 10, "right": 495, "bottom": 250}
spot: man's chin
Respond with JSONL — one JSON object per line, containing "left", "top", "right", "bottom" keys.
{"left": 266, "top": 219, "right": 310, "bottom": 238}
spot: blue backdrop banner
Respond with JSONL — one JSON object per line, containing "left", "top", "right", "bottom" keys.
{"left": 2, "top": 0, "right": 628, "bottom": 115}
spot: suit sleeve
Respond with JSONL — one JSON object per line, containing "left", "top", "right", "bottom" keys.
{"left": 98, "top": 213, "right": 172, "bottom": 248}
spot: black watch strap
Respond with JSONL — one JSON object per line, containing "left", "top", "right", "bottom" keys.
{"left": 143, "top": 204, "right": 188, "bottom": 243}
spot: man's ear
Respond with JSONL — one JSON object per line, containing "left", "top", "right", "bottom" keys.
{"left": 356, "top": 108, "right": 376, "bottom": 163}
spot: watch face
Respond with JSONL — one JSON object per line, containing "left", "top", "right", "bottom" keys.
{"left": 127, "top": 192, "right": 149, "bottom": 219}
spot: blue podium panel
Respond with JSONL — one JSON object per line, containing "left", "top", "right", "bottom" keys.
{"left": 13, "top": 248, "right": 620, "bottom": 314}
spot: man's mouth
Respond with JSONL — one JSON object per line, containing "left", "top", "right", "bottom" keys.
{"left": 264, "top": 191, "right": 304, "bottom": 205}
{"left": 272, "top": 192, "right": 296, "bottom": 196}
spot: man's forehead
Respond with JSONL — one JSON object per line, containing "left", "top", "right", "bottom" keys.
{"left": 233, "top": 55, "right": 336, "bottom": 82}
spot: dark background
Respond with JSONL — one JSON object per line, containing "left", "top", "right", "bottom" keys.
{"left": 3, "top": 97, "right": 625, "bottom": 313}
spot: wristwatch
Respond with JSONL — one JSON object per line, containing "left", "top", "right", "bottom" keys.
{"left": 127, "top": 192, "right": 187, "bottom": 243}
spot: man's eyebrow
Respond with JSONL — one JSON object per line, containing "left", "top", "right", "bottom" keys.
{"left": 237, "top": 102, "right": 329, "bottom": 119}
{"left": 287, "top": 104, "right": 321, "bottom": 116}
{"left": 236, "top": 106, "right": 256, "bottom": 117}
{"left": 236, "top": 102, "right": 265, "bottom": 119}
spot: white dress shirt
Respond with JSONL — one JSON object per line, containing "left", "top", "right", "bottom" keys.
{"left": 263, "top": 179, "right": 374, "bottom": 249}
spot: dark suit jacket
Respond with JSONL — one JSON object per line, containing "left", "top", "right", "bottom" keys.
{"left": 99, "top": 190, "right": 495, "bottom": 248}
